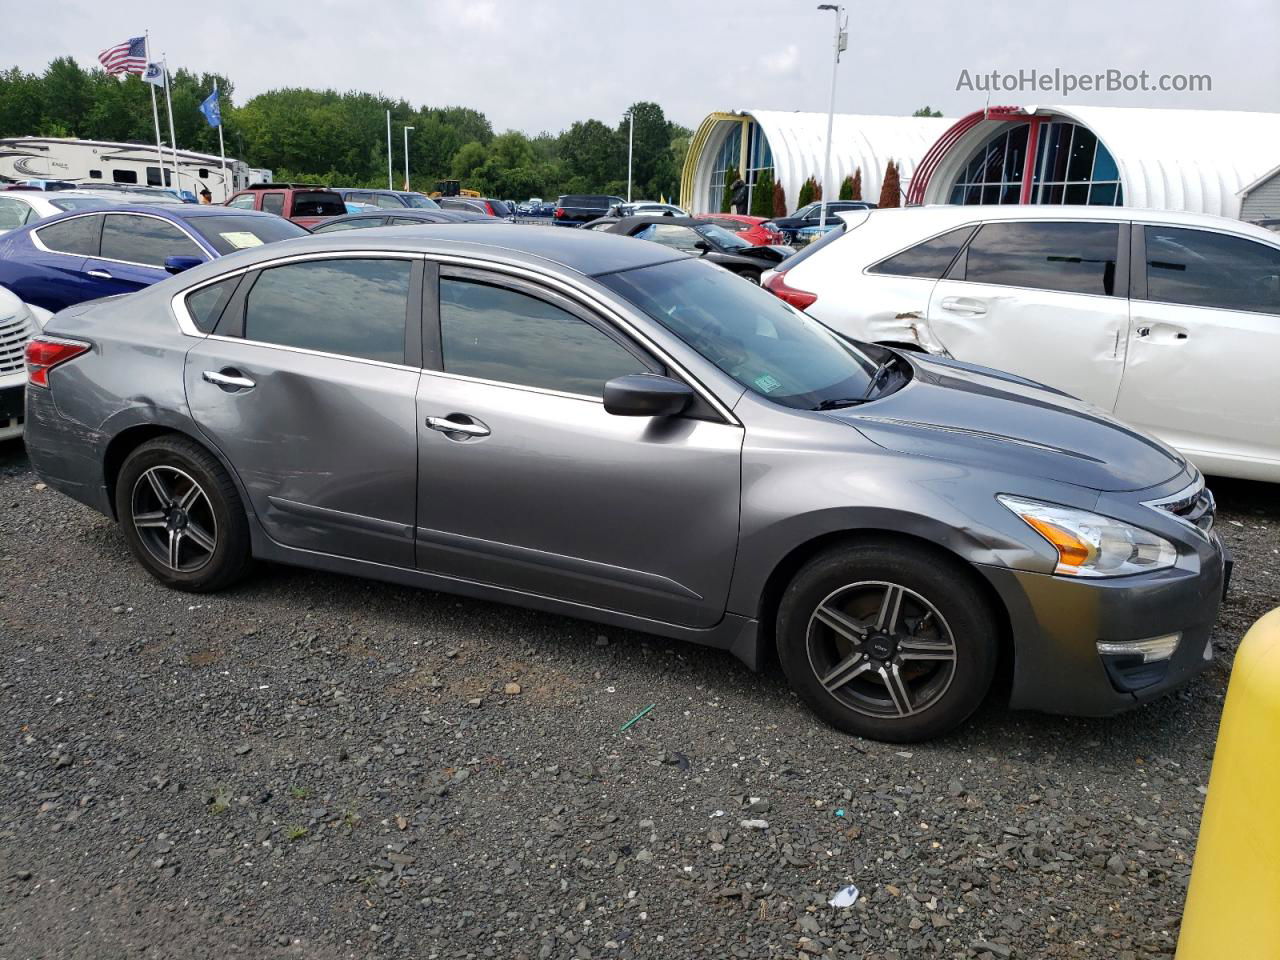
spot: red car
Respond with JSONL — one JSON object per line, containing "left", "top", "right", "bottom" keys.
{"left": 225, "top": 184, "right": 347, "bottom": 228}
{"left": 694, "top": 213, "right": 785, "bottom": 246}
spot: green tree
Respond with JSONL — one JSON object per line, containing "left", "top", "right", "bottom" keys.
{"left": 797, "top": 175, "right": 819, "bottom": 209}
{"left": 838, "top": 174, "right": 854, "bottom": 200}
{"left": 750, "top": 170, "right": 774, "bottom": 217}
{"left": 912, "top": 105, "right": 943, "bottom": 117}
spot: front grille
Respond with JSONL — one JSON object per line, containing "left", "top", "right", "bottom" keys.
{"left": 0, "top": 312, "right": 34, "bottom": 376}
{"left": 1146, "top": 479, "right": 1215, "bottom": 535}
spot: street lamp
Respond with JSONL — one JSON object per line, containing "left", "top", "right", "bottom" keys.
{"left": 403, "top": 125, "right": 414, "bottom": 191}
{"left": 817, "top": 4, "right": 847, "bottom": 230}
{"left": 626, "top": 111, "right": 635, "bottom": 202}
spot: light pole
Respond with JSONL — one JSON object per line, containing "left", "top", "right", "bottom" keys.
{"left": 626, "top": 111, "right": 635, "bottom": 202}
{"left": 386, "top": 110, "right": 392, "bottom": 190}
{"left": 817, "top": 4, "right": 846, "bottom": 230}
{"left": 403, "top": 125, "right": 414, "bottom": 191}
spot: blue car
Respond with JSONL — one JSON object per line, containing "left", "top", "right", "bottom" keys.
{"left": 0, "top": 204, "right": 309, "bottom": 312}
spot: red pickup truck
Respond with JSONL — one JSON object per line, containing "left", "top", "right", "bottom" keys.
{"left": 225, "top": 184, "right": 346, "bottom": 228}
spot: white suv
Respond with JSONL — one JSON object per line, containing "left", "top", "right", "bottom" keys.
{"left": 763, "top": 205, "right": 1280, "bottom": 483}
{"left": 0, "top": 287, "right": 49, "bottom": 441}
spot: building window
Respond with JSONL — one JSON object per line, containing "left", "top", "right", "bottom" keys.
{"left": 707, "top": 123, "right": 742, "bottom": 213}
{"left": 949, "top": 121, "right": 1123, "bottom": 207}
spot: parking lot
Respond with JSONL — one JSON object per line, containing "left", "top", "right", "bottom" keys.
{"left": 0, "top": 436, "right": 1274, "bottom": 960}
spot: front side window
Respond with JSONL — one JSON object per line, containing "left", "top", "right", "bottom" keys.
{"left": 439, "top": 278, "right": 648, "bottom": 397}
{"left": 402, "top": 194, "right": 440, "bottom": 209}
{"left": 871, "top": 226, "right": 976, "bottom": 279}
{"left": 227, "top": 194, "right": 257, "bottom": 210}
{"left": 244, "top": 258, "right": 411, "bottom": 363}
{"left": 372, "top": 194, "right": 405, "bottom": 209}
{"left": 1145, "top": 226, "right": 1280, "bottom": 315}
{"left": 100, "top": 214, "right": 205, "bottom": 267}
{"left": 955, "top": 221, "right": 1119, "bottom": 296}
{"left": 695, "top": 223, "right": 750, "bottom": 251}
{"left": 602, "top": 258, "right": 878, "bottom": 410}
{"left": 37, "top": 214, "right": 102, "bottom": 256}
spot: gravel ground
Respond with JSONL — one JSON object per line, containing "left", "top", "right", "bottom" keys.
{"left": 1, "top": 437, "right": 1276, "bottom": 960}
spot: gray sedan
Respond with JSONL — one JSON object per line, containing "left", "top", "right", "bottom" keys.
{"left": 24, "top": 224, "right": 1227, "bottom": 741}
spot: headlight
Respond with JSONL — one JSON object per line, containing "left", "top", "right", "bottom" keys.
{"left": 998, "top": 495, "right": 1177, "bottom": 578}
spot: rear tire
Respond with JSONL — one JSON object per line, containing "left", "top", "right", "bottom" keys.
{"left": 776, "top": 541, "right": 997, "bottom": 742}
{"left": 114, "top": 435, "right": 252, "bottom": 592}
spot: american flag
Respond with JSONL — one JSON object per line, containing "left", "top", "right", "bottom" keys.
{"left": 98, "top": 36, "right": 147, "bottom": 75}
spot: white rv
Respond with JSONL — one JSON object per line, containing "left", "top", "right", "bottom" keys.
{"left": 0, "top": 137, "right": 258, "bottom": 202}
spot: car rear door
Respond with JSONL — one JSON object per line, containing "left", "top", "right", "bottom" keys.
{"left": 184, "top": 253, "right": 424, "bottom": 567}
{"left": 414, "top": 265, "right": 743, "bottom": 628}
{"left": 925, "top": 219, "right": 1130, "bottom": 409}
{"left": 1113, "top": 224, "right": 1280, "bottom": 477}
{"left": 84, "top": 213, "right": 209, "bottom": 297}
{"left": 13, "top": 213, "right": 104, "bottom": 310}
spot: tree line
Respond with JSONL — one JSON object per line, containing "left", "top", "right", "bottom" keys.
{"left": 0, "top": 57, "right": 691, "bottom": 200}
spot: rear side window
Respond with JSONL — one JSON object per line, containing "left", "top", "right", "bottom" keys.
{"left": 955, "top": 221, "right": 1120, "bottom": 296}
{"left": 0, "top": 196, "right": 32, "bottom": 229}
{"left": 243, "top": 258, "right": 411, "bottom": 363}
{"left": 634, "top": 223, "right": 701, "bottom": 253}
{"left": 100, "top": 214, "right": 205, "bottom": 267}
{"left": 371, "top": 194, "right": 405, "bottom": 209}
{"left": 1144, "top": 226, "right": 1280, "bottom": 315}
{"left": 870, "top": 226, "right": 975, "bottom": 279}
{"left": 37, "top": 214, "right": 102, "bottom": 256}
{"left": 439, "top": 278, "right": 648, "bottom": 397}
{"left": 186, "top": 277, "right": 238, "bottom": 333}
{"left": 260, "top": 193, "right": 286, "bottom": 215}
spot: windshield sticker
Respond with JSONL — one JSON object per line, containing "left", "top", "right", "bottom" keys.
{"left": 220, "top": 231, "right": 264, "bottom": 249}
{"left": 754, "top": 373, "right": 782, "bottom": 394}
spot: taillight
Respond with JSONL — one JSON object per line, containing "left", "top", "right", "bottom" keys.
{"left": 554, "top": 207, "right": 566, "bottom": 218}
{"left": 26, "top": 337, "right": 90, "bottom": 388}
{"left": 763, "top": 272, "right": 817, "bottom": 310}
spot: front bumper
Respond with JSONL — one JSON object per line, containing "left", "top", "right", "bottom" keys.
{"left": 977, "top": 534, "right": 1225, "bottom": 716}
{"left": 0, "top": 381, "right": 24, "bottom": 441}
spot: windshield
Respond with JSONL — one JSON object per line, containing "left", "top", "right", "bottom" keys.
{"left": 187, "top": 214, "right": 309, "bottom": 255}
{"left": 402, "top": 193, "right": 440, "bottom": 209}
{"left": 600, "top": 258, "right": 877, "bottom": 409}
{"left": 695, "top": 223, "right": 750, "bottom": 251}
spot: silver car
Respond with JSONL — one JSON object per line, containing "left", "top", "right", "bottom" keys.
{"left": 23, "top": 224, "right": 1228, "bottom": 741}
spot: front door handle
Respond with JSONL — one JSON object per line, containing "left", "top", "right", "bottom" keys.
{"left": 86, "top": 269, "right": 112, "bottom": 279}
{"left": 939, "top": 296, "right": 987, "bottom": 316}
{"left": 202, "top": 369, "right": 256, "bottom": 391}
{"left": 426, "top": 415, "right": 490, "bottom": 440}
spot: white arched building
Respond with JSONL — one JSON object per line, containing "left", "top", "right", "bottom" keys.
{"left": 680, "top": 110, "right": 952, "bottom": 216}
{"left": 908, "top": 104, "right": 1280, "bottom": 219}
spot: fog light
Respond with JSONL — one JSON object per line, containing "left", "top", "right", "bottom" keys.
{"left": 1097, "top": 633, "right": 1181, "bottom": 663}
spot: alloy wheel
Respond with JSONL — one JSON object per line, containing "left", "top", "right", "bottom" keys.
{"left": 130, "top": 465, "right": 218, "bottom": 573}
{"left": 805, "top": 580, "right": 957, "bottom": 719}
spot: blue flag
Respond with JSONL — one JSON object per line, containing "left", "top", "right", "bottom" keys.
{"left": 199, "top": 85, "right": 221, "bottom": 128}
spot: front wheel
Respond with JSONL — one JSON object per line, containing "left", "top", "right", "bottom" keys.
{"left": 776, "top": 542, "right": 998, "bottom": 742}
{"left": 114, "top": 435, "right": 252, "bottom": 592}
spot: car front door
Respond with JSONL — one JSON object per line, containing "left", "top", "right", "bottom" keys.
{"left": 1113, "top": 224, "right": 1280, "bottom": 477}
{"left": 184, "top": 254, "right": 423, "bottom": 566}
{"left": 925, "top": 219, "right": 1130, "bottom": 410}
{"left": 414, "top": 266, "right": 743, "bottom": 628}
{"left": 84, "top": 213, "right": 210, "bottom": 297}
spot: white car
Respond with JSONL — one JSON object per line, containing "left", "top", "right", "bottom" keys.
{"left": 763, "top": 205, "right": 1280, "bottom": 483}
{"left": 0, "top": 190, "right": 120, "bottom": 234}
{"left": 0, "top": 286, "right": 50, "bottom": 441}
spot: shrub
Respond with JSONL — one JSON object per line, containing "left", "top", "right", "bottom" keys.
{"left": 839, "top": 175, "right": 855, "bottom": 200}
{"left": 751, "top": 170, "right": 775, "bottom": 217}
{"left": 851, "top": 168, "right": 862, "bottom": 201}
{"left": 879, "top": 161, "right": 901, "bottom": 208}
{"left": 772, "top": 180, "right": 786, "bottom": 218}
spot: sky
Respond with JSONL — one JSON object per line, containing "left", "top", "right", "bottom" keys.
{"left": 4, "top": 0, "right": 1278, "bottom": 135}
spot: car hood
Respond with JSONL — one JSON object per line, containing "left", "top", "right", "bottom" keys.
{"left": 827, "top": 354, "right": 1187, "bottom": 492}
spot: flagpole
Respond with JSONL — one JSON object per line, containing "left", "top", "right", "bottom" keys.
{"left": 161, "top": 55, "right": 180, "bottom": 194}
{"left": 144, "top": 33, "right": 164, "bottom": 178}
{"left": 214, "top": 82, "right": 226, "bottom": 198}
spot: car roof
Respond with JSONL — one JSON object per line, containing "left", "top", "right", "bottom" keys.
{"left": 178, "top": 222, "right": 688, "bottom": 278}
{"left": 320, "top": 210, "right": 492, "bottom": 225}
{"left": 26, "top": 203, "right": 284, "bottom": 225}
{"left": 864, "top": 204, "right": 1280, "bottom": 243}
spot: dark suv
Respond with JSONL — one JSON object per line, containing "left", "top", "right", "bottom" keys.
{"left": 554, "top": 194, "right": 625, "bottom": 226}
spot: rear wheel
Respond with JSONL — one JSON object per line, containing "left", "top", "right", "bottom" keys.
{"left": 777, "top": 542, "right": 997, "bottom": 742}
{"left": 114, "top": 435, "right": 251, "bottom": 592}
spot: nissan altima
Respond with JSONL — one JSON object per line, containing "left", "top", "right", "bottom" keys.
{"left": 23, "top": 224, "right": 1228, "bottom": 741}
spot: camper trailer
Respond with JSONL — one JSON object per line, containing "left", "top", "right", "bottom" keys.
{"left": 0, "top": 137, "right": 258, "bottom": 202}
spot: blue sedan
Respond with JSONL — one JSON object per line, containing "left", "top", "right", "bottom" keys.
{"left": 0, "top": 204, "right": 309, "bottom": 312}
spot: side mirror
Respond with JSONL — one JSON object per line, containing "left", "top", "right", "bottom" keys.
{"left": 603, "top": 374, "right": 694, "bottom": 417}
{"left": 693, "top": 239, "right": 710, "bottom": 255}
{"left": 164, "top": 255, "right": 204, "bottom": 274}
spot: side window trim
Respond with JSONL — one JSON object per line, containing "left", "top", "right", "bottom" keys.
{"left": 434, "top": 265, "right": 664, "bottom": 386}
{"left": 33, "top": 212, "right": 103, "bottom": 258}
{"left": 188, "top": 272, "right": 248, "bottom": 334}
{"left": 868, "top": 224, "right": 978, "bottom": 279}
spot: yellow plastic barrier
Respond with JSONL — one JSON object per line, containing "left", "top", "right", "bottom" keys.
{"left": 1177, "top": 608, "right": 1280, "bottom": 960}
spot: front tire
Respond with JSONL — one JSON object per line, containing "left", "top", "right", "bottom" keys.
{"left": 114, "top": 435, "right": 252, "bottom": 592}
{"left": 776, "top": 542, "right": 997, "bottom": 742}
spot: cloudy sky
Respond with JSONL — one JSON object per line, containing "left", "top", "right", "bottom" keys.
{"left": 4, "top": 0, "right": 1277, "bottom": 133}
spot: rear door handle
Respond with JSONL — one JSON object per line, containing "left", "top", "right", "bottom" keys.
{"left": 426, "top": 415, "right": 490, "bottom": 439}
{"left": 86, "top": 269, "right": 112, "bottom": 279}
{"left": 202, "top": 369, "right": 256, "bottom": 390}
{"left": 939, "top": 296, "right": 987, "bottom": 316}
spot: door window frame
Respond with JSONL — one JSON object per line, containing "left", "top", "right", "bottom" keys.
{"left": 31, "top": 211, "right": 106, "bottom": 258}
{"left": 941, "top": 217, "right": 1130, "bottom": 299}
{"left": 1132, "top": 221, "right": 1280, "bottom": 316}
{"left": 96, "top": 212, "right": 209, "bottom": 270}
